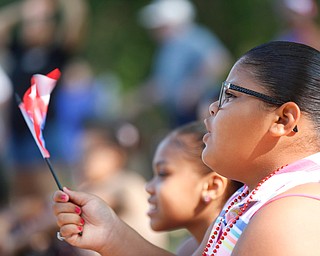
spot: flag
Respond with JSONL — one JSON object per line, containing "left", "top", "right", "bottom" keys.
{"left": 17, "top": 68, "right": 61, "bottom": 158}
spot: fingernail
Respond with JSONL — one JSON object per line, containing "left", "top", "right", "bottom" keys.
{"left": 75, "top": 206, "right": 81, "bottom": 214}
{"left": 63, "top": 187, "right": 71, "bottom": 192}
{"left": 60, "top": 194, "right": 67, "bottom": 201}
{"left": 80, "top": 218, "right": 85, "bottom": 225}
{"left": 78, "top": 226, "right": 83, "bottom": 232}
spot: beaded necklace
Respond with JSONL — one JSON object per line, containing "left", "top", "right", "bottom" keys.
{"left": 203, "top": 165, "right": 287, "bottom": 256}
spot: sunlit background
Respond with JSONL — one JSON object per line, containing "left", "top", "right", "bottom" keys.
{"left": 0, "top": 0, "right": 319, "bottom": 255}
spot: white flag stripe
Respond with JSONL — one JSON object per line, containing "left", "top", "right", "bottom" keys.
{"left": 18, "top": 103, "right": 48, "bottom": 158}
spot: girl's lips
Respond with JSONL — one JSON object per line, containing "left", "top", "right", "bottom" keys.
{"left": 147, "top": 204, "right": 157, "bottom": 217}
{"left": 203, "top": 132, "right": 210, "bottom": 143}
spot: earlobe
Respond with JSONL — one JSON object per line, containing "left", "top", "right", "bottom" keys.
{"left": 201, "top": 182, "right": 212, "bottom": 203}
{"left": 269, "top": 102, "right": 300, "bottom": 136}
{"left": 201, "top": 174, "right": 228, "bottom": 203}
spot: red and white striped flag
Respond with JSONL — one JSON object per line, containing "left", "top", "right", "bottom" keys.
{"left": 17, "top": 68, "right": 61, "bottom": 158}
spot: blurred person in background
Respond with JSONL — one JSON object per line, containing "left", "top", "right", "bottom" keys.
{"left": 72, "top": 120, "right": 169, "bottom": 255}
{"left": 0, "top": 195, "right": 80, "bottom": 255}
{"left": 0, "top": 66, "right": 13, "bottom": 211}
{"left": 0, "top": 0, "right": 88, "bottom": 199}
{"left": 52, "top": 58, "right": 121, "bottom": 170}
{"left": 137, "top": 0, "right": 232, "bottom": 128}
{"left": 274, "top": 0, "right": 320, "bottom": 50}
{"left": 0, "top": 1, "right": 88, "bottom": 255}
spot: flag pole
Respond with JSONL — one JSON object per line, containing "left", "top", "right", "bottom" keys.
{"left": 15, "top": 93, "right": 63, "bottom": 191}
{"left": 44, "top": 157, "right": 63, "bottom": 191}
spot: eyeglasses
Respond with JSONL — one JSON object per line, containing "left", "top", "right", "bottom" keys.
{"left": 218, "top": 81, "right": 283, "bottom": 109}
{"left": 218, "top": 81, "right": 298, "bottom": 132}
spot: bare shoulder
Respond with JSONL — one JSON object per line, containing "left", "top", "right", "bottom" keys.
{"left": 232, "top": 182, "right": 320, "bottom": 256}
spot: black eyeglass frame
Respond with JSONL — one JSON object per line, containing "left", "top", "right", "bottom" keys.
{"left": 218, "top": 81, "right": 298, "bottom": 132}
{"left": 218, "top": 81, "right": 284, "bottom": 108}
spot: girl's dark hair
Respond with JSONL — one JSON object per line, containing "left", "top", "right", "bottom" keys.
{"left": 239, "top": 41, "right": 320, "bottom": 133}
{"left": 169, "top": 121, "right": 243, "bottom": 195}
{"left": 169, "top": 121, "right": 210, "bottom": 174}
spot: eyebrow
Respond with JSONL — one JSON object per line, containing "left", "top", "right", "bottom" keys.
{"left": 153, "top": 160, "right": 167, "bottom": 168}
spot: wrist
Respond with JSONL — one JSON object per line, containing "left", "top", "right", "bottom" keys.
{"left": 97, "top": 210, "right": 123, "bottom": 255}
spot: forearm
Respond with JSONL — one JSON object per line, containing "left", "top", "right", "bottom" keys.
{"left": 99, "top": 217, "right": 174, "bottom": 256}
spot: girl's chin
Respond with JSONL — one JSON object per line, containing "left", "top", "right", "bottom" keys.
{"left": 202, "top": 155, "right": 216, "bottom": 173}
{"left": 201, "top": 147, "right": 210, "bottom": 163}
{"left": 149, "top": 221, "right": 165, "bottom": 232}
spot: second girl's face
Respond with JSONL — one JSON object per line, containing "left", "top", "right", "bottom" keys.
{"left": 146, "top": 136, "right": 206, "bottom": 231}
{"left": 202, "top": 62, "right": 276, "bottom": 181}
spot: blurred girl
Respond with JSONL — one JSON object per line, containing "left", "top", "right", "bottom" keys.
{"left": 145, "top": 121, "right": 242, "bottom": 254}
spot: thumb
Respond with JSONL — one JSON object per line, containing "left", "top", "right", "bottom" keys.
{"left": 63, "top": 187, "right": 94, "bottom": 207}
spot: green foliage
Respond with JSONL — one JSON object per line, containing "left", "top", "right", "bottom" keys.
{"left": 85, "top": 0, "right": 283, "bottom": 90}
{"left": 194, "top": 0, "right": 281, "bottom": 57}
{"left": 3, "top": 0, "right": 317, "bottom": 90}
{"left": 84, "top": 0, "right": 154, "bottom": 90}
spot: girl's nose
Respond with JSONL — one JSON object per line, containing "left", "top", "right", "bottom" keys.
{"left": 145, "top": 178, "right": 155, "bottom": 194}
{"left": 209, "top": 101, "right": 219, "bottom": 116}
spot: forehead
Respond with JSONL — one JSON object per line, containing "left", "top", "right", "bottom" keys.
{"left": 154, "top": 136, "right": 180, "bottom": 156}
{"left": 226, "top": 62, "right": 261, "bottom": 92}
{"left": 153, "top": 136, "right": 188, "bottom": 163}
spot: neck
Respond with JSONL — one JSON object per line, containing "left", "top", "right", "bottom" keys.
{"left": 187, "top": 206, "right": 222, "bottom": 243}
{"left": 245, "top": 149, "right": 318, "bottom": 191}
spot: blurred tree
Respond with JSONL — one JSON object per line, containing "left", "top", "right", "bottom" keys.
{"left": 2, "top": 0, "right": 319, "bottom": 91}
{"left": 194, "top": 0, "right": 280, "bottom": 57}
{"left": 84, "top": 0, "right": 284, "bottom": 90}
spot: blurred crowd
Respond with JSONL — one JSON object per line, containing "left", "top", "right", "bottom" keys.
{"left": 0, "top": 0, "right": 319, "bottom": 255}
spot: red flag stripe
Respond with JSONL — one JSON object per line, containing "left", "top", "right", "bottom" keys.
{"left": 19, "top": 69, "right": 60, "bottom": 158}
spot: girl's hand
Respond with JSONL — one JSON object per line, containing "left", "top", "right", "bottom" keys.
{"left": 52, "top": 187, "right": 117, "bottom": 254}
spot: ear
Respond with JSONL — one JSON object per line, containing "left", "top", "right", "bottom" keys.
{"left": 201, "top": 173, "right": 228, "bottom": 204}
{"left": 269, "top": 102, "right": 300, "bottom": 137}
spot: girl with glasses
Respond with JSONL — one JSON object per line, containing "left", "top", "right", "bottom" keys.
{"left": 52, "top": 41, "right": 320, "bottom": 256}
